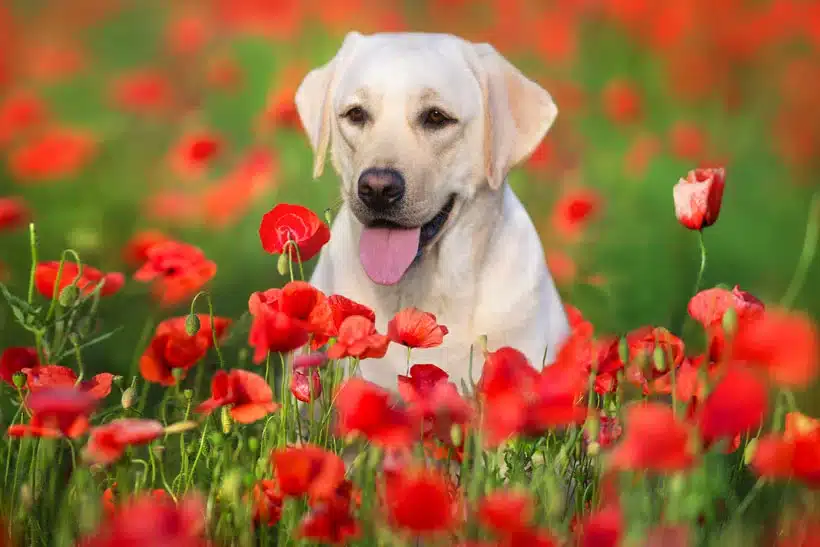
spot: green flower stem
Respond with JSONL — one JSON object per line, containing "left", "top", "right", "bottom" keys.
{"left": 185, "top": 418, "right": 209, "bottom": 493}
{"left": 45, "top": 249, "right": 83, "bottom": 322}
{"left": 677, "top": 231, "right": 707, "bottom": 336}
{"left": 26, "top": 223, "right": 37, "bottom": 305}
{"left": 780, "top": 192, "right": 820, "bottom": 309}
{"left": 279, "top": 352, "right": 290, "bottom": 446}
{"left": 283, "top": 239, "right": 305, "bottom": 281}
{"left": 189, "top": 291, "right": 226, "bottom": 369}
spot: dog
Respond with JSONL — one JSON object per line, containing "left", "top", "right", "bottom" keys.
{"left": 294, "top": 31, "right": 571, "bottom": 392}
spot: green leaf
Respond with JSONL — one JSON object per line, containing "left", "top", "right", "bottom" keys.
{"left": 52, "top": 326, "right": 124, "bottom": 361}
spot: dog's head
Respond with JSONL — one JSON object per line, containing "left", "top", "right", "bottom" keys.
{"left": 295, "top": 32, "right": 557, "bottom": 285}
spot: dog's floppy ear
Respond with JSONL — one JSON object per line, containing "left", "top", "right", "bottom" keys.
{"left": 295, "top": 31, "right": 362, "bottom": 179}
{"left": 471, "top": 43, "right": 558, "bottom": 190}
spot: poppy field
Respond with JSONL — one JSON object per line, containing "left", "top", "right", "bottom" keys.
{"left": 1, "top": 1, "right": 820, "bottom": 546}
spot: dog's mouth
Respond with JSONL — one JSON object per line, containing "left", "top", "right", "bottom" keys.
{"left": 358, "top": 194, "right": 456, "bottom": 286}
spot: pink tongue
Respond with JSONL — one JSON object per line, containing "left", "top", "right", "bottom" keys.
{"left": 359, "top": 226, "right": 421, "bottom": 285}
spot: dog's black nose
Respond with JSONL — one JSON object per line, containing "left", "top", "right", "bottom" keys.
{"left": 357, "top": 168, "right": 405, "bottom": 212}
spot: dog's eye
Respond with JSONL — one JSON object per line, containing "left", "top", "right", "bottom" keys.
{"left": 342, "top": 106, "right": 368, "bottom": 126}
{"left": 421, "top": 108, "right": 456, "bottom": 129}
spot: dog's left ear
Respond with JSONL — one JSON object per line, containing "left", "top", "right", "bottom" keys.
{"left": 295, "top": 31, "right": 362, "bottom": 179}
{"left": 470, "top": 43, "right": 558, "bottom": 190}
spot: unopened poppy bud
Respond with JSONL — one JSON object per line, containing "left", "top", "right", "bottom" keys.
{"left": 12, "top": 372, "right": 26, "bottom": 389}
{"left": 221, "top": 406, "right": 232, "bottom": 434}
{"left": 248, "top": 437, "right": 260, "bottom": 453}
{"left": 744, "top": 438, "right": 758, "bottom": 465}
{"left": 172, "top": 368, "right": 185, "bottom": 383}
{"left": 220, "top": 470, "right": 241, "bottom": 501}
{"left": 722, "top": 306, "right": 737, "bottom": 336}
{"left": 587, "top": 442, "right": 600, "bottom": 457}
{"left": 669, "top": 472, "right": 685, "bottom": 494}
{"left": 19, "top": 484, "right": 32, "bottom": 509}
{"left": 121, "top": 387, "right": 136, "bottom": 409}
{"left": 152, "top": 445, "right": 165, "bottom": 459}
{"left": 477, "top": 334, "right": 488, "bottom": 354}
{"left": 209, "top": 432, "right": 223, "bottom": 447}
{"left": 277, "top": 253, "right": 289, "bottom": 276}
{"left": 184, "top": 314, "right": 201, "bottom": 336}
{"left": 585, "top": 416, "right": 600, "bottom": 443}
{"left": 450, "top": 424, "right": 462, "bottom": 447}
{"left": 112, "top": 375, "right": 123, "bottom": 385}
{"left": 58, "top": 284, "right": 79, "bottom": 307}
{"left": 618, "top": 337, "right": 628, "bottom": 364}
{"left": 183, "top": 389, "right": 194, "bottom": 401}
{"left": 324, "top": 208, "right": 333, "bottom": 225}
{"left": 653, "top": 346, "right": 667, "bottom": 372}
{"left": 165, "top": 421, "right": 199, "bottom": 434}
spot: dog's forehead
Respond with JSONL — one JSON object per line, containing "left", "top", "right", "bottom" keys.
{"left": 334, "top": 34, "right": 480, "bottom": 107}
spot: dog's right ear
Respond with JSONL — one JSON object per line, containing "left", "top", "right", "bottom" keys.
{"left": 295, "top": 31, "right": 362, "bottom": 179}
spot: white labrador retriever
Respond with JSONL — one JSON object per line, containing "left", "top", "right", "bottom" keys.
{"left": 295, "top": 31, "right": 570, "bottom": 392}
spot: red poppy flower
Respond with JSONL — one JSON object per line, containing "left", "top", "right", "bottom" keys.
{"left": 0, "top": 347, "right": 38, "bottom": 385}
{"left": 384, "top": 467, "right": 458, "bottom": 534}
{"left": 271, "top": 444, "right": 346, "bottom": 502}
{"left": 196, "top": 369, "right": 279, "bottom": 423}
{"left": 311, "top": 294, "right": 376, "bottom": 349}
{"left": 669, "top": 122, "right": 706, "bottom": 162}
{"left": 110, "top": 69, "right": 174, "bottom": 113}
{"left": 259, "top": 203, "right": 330, "bottom": 262}
{"left": 101, "top": 484, "right": 168, "bottom": 517}
{"left": 477, "top": 489, "right": 534, "bottom": 536}
{"left": 23, "top": 40, "right": 86, "bottom": 83}
{"left": 689, "top": 285, "right": 764, "bottom": 329}
{"left": 291, "top": 368, "right": 322, "bottom": 402}
{"left": 23, "top": 365, "right": 114, "bottom": 399}
{"left": 327, "top": 316, "right": 390, "bottom": 360}
{"left": 398, "top": 364, "right": 450, "bottom": 406}
{"left": 215, "top": 0, "right": 304, "bottom": 40}
{"left": 673, "top": 167, "right": 726, "bottom": 231}
{"left": 133, "top": 240, "right": 217, "bottom": 307}
{"left": 35, "top": 261, "right": 124, "bottom": 300}
{"left": 575, "top": 504, "right": 622, "bottom": 547}
{"left": 297, "top": 502, "right": 360, "bottom": 545}
{"left": 12, "top": 386, "right": 98, "bottom": 439}
{"left": 697, "top": 365, "right": 768, "bottom": 445}
{"left": 140, "top": 314, "right": 231, "bottom": 385}
{"left": 584, "top": 412, "right": 624, "bottom": 450}
{"left": 642, "top": 525, "right": 690, "bottom": 547}
{"left": 85, "top": 419, "right": 164, "bottom": 465}
{"left": 169, "top": 130, "right": 222, "bottom": 181}
{"left": 477, "top": 347, "right": 540, "bottom": 402}
{"left": 729, "top": 308, "right": 819, "bottom": 388}
{"left": 398, "top": 364, "right": 472, "bottom": 443}
{"left": 624, "top": 326, "right": 685, "bottom": 393}
{"left": 165, "top": 13, "right": 212, "bottom": 56}
{"left": 334, "top": 378, "right": 416, "bottom": 448}
{"left": 623, "top": 133, "right": 661, "bottom": 179}
{"left": 550, "top": 187, "right": 602, "bottom": 241}
{"left": 252, "top": 479, "right": 283, "bottom": 527}
{"left": 122, "top": 230, "right": 171, "bottom": 268}
{"left": 609, "top": 403, "right": 696, "bottom": 472}
{"left": 206, "top": 55, "right": 243, "bottom": 92}
{"left": 546, "top": 250, "right": 577, "bottom": 285}
{"left": 8, "top": 128, "right": 95, "bottom": 182}
{"left": 602, "top": 79, "right": 642, "bottom": 125}
{"left": 751, "top": 411, "right": 820, "bottom": 487}
{"left": 0, "top": 91, "right": 46, "bottom": 145}
{"left": 0, "top": 197, "right": 30, "bottom": 231}
{"left": 387, "top": 308, "right": 449, "bottom": 349}
{"left": 79, "top": 492, "right": 208, "bottom": 547}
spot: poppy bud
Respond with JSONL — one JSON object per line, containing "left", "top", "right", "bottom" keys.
{"left": 618, "top": 337, "right": 629, "bottom": 365}
{"left": 587, "top": 441, "right": 600, "bottom": 457}
{"left": 585, "top": 415, "right": 600, "bottom": 443}
{"left": 450, "top": 424, "right": 462, "bottom": 447}
{"left": 669, "top": 472, "right": 685, "bottom": 495}
{"left": 183, "top": 389, "right": 194, "bottom": 400}
{"left": 184, "top": 314, "right": 201, "bottom": 336}
{"left": 165, "top": 420, "right": 199, "bottom": 434}
{"left": 209, "top": 432, "right": 224, "bottom": 447}
{"left": 277, "top": 252, "right": 289, "bottom": 276}
{"left": 19, "top": 484, "right": 32, "bottom": 509}
{"left": 653, "top": 346, "right": 667, "bottom": 372}
{"left": 477, "top": 334, "right": 488, "bottom": 354}
{"left": 172, "top": 368, "right": 185, "bottom": 383}
{"left": 722, "top": 306, "right": 737, "bottom": 336}
{"left": 59, "top": 284, "right": 79, "bottom": 307}
{"left": 121, "top": 387, "right": 136, "bottom": 409}
{"left": 673, "top": 167, "right": 726, "bottom": 231}
{"left": 248, "top": 436, "right": 259, "bottom": 453}
{"left": 743, "top": 438, "right": 758, "bottom": 465}
{"left": 220, "top": 406, "right": 232, "bottom": 434}
{"left": 152, "top": 445, "right": 165, "bottom": 459}
{"left": 324, "top": 208, "right": 333, "bottom": 226}
{"left": 12, "top": 372, "right": 26, "bottom": 389}
{"left": 112, "top": 375, "right": 123, "bottom": 385}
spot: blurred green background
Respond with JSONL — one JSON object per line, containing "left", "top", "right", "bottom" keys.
{"left": 0, "top": 0, "right": 818, "bottom": 380}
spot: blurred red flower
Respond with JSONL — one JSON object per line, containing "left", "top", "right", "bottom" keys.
{"left": 602, "top": 79, "right": 642, "bottom": 125}
{"left": 533, "top": 9, "right": 578, "bottom": 63}
{"left": 546, "top": 250, "right": 577, "bottom": 285}
{"left": 165, "top": 13, "right": 212, "bottom": 56}
{"left": 609, "top": 403, "right": 696, "bottom": 472}
{"left": 22, "top": 365, "right": 114, "bottom": 400}
{"left": 673, "top": 167, "right": 726, "bottom": 231}
{"left": 271, "top": 444, "right": 346, "bottom": 502}
{"left": 398, "top": 364, "right": 472, "bottom": 445}
{"left": 0, "top": 91, "right": 46, "bottom": 145}
{"left": 689, "top": 285, "right": 764, "bottom": 361}
{"left": 669, "top": 122, "right": 706, "bottom": 162}
{"left": 79, "top": 492, "right": 208, "bottom": 547}
{"left": 730, "top": 308, "right": 819, "bottom": 388}
{"left": 35, "top": 261, "right": 124, "bottom": 300}
{"left": 23, "top": 40, "right": 86, "bottom": 83}
{"left": 140, "top": 314, "right": 231, "bottom": 386}
{"left": 8, "top": 128, "right": 95, "bottom": 182}
{"left": 85, "top": 419, "right": 164, "bottom": 465}
{"left": 334, "top": 378, "right": 416, "bottom": 448}
{"left": 196, "top": 369, "right": 279, "bottom": 423}
{"left": 697, "top": 365, "right": 768, "bottom": 445}
{"left": 133, "top": 240, "right": 217, "bottom": 307}
{"left": 251, "top": 479, "right": 283, "bottom": 527}
{"left": 291, "top": 367, "right": 322, "bottom": 402}
{"left": 311, "top": 294, "right": 376, "bottom": 349}
{"left": 0, "top": 197, "right": 30, "bottom": 231}
{"left": 477, "top": 489, "right": 534, "bottom": 536}
{"left": 575, "top": 504, "right": 622, "bottom": 547}
{"left": 111, "top": 69, "right": 174, "bottom": 113}
{"left": 297, "top": 502, "right": 361, "bottom": 545}
{"left": 622, "top": 326, "right": 685, "bottom": 393}
{"left": 623, "top": 133, "right": 661, "bottom": 179}
{"left": 9, "top": 386, "right": 98, "bottom": 439}
{"left": 169, "top": 130, "right": 222, "bottom": 181}
{"left": 259, "top": 203, "right": 330, "bottom": 262}
{"left": 642, "top": 524, "right": 690, "bottom": 547}
{"left": 0, "top": 347, "right": 38, "bottom": 386}
{"left": 102, "top": 485, "right": 169, "bottom": 518}
{"left": 387, "top": 308, "right": 449, "bottom": 349}
{"left": 384, "top": 467, "right": 458, "bottom": 534}
{"left": 206, "top": 56, "right": 243, "bottom": 92}
{"left": 216, "top": 0, "right": 304, "bottom": 40}
{"left": 752, "top": 411, "right": 820, "bottom": 488}
{"left": 550, "top": 187, "right": 602, "bottom": 241}
{"left": 122, "top": 230, "right": 172, "bottom": 268}
{"left": 327, "top": 316, "right": 390, "bottom": 360}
